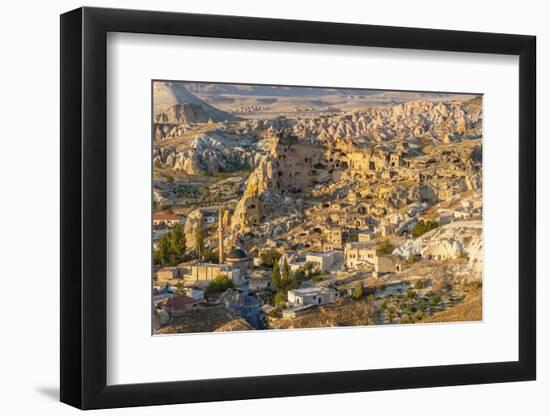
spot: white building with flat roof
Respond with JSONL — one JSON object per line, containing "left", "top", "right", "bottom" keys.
{"left": 287, "top": 287, "right": 338, "bottom": 307}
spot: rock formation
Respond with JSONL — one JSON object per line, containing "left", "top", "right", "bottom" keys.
{"left": 153, "top": 81, "right": 239, "bottom": 122}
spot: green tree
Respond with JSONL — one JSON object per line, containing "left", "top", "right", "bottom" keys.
{"left": 311, "top": 274, "right": 323, "bottom": 283}
{"left": 352, "top": 282, "right": 364, "bottom": 300}
{"left": 281, "top": 258, "right": 290, "bottom": 281}
{"left": 260, "top": 249, "right": 281, "bottom": 267}
{"left": 157, "top": 234, "right": 171, "bottom": 265}
{"left": 274, "top": 292, "right": 288, "bottom": 309}
{"left": 293, "top": 269, "right": 306, "bottom": 283}
{"left": 194, "top": 227, "right": 205, "bottom": 259}
{"left": 203, "top": 248, "right": 219, "bottom": 264}
{"left": 260, "top": 289, "right": 275, "bottom": 305}
{"left": 303, "top": 261, "right": 316, "bottom": 276}
{"left": 272, "top": 262, "right": 282, "bottom": 290}
{"left": 379, "top": 239, "right": 395, "bottom": 255}
{"left": 280, "top": 259, "right": 300, "bottom": 292}
{"left": 205, "top": 274, "right": 233, "bottom": 294}
{"left": 153, "top": 223, "right": 188, "bottom": 266}
{"left": 411, "top": 220, "right": 440, "bottom": 238}
{"left": 170, "top": 223, "right": 186, "bottom": 258}
{"left": 430, "top": 295, "right": 442, "bottom": 307}
{"left": 285, "top": 276, "right": 300, "bottom": 292}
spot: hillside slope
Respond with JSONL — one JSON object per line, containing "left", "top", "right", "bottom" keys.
{"left": 153, "top": 81, "right": 239, "bottom": 123}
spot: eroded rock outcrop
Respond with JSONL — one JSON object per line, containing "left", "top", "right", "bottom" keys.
{"left": 153, "top": 131, "right": 262, "bottom": 175}
{"left": 393, "top": 220, "right": 482, "bottom": 279}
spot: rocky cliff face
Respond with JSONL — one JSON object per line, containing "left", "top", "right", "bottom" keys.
{"left": 393, "top": 220, "right": 483, "bottom": 278}
{"left": 183, "top": 209, "right": 204, "bottom": 249}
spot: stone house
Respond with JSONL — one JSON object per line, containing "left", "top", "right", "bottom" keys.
{"left": 184, "top": 287, "right": 205, "bottom": 301}
{"left": 374, "top": 255, "right": 399, "bottom": 274}
{"left": 157, "top": 267, "right": 184, "bottom": 281}
{"left": 248, "top": 277, "right": 273, "bottom": 292}
{"left": 453, "top": 208, "right": 472, "bottom": 220}
{"left": 344, "top": 242, "right": 380, "bottom": 269}
{"left": 358, "top": 231, "right": 377, "bottom": 242}
{"left": 163, "top": 295, "right": 200, "bottom": 317}
{"left": 305, "top": 251, "right": 339, "bottom": 273}
{"left": 389, "top": 152, "right": 402, "bottom": 168}
{"left": 378, "top": 224, "right": 395, "bottom": 237}
{"left": 326, "top": 226, "right": 343, "bottom": 250}
{"left": 203, "top": 211, "right": 218, "bottom": 225}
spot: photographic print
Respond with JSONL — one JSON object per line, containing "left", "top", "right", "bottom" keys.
{"left": 152, "top": 80, "right": 483, "bottom": 335}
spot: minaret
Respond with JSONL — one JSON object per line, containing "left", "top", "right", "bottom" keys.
{"left": 218, "top": 208, "right": 224, "bottom": 264}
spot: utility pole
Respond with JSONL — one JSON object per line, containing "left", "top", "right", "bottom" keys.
{"left": 218, "top": 207, "right": 224, "bottom": 264}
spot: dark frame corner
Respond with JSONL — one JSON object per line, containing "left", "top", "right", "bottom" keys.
{"left": 60, "top": 6, "right": 536, "bottom": 410}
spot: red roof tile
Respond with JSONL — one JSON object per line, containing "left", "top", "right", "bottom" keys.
{"left": 154, "top": 212, "right": 182, "bottom": 221}
{"left": 165, "top": 296, "right": 197, "bottom": 310}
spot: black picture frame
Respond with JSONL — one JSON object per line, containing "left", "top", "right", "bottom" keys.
{"left": 60, "top": 6, "right": 536, "bottom": 410}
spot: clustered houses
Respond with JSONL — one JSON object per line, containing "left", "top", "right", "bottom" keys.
{"left": 152, "top": 212, "right": 186, "bottom": 250}
{"left": 153, "top": 247, "right": 251, "bottom": 322}
{"left": 229, "top": 122, "right": 481, "bottom": 248}
{"left": 156, "top": 211, "right": 250, "bottom": 290}
{"left": 153, "top": 94, "right": 484, "bottom": 329}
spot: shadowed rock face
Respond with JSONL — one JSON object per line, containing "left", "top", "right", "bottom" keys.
{"left": 153, "top": 81, "right": 239, "bottom": 123}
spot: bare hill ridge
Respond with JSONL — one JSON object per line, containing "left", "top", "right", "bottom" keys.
{"left": 153, "top": 81, "right": 239, "bottom": 123}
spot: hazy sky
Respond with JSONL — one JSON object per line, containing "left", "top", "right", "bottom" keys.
{"left": 178, "top": 81, "right": 476, "bottom": 100}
